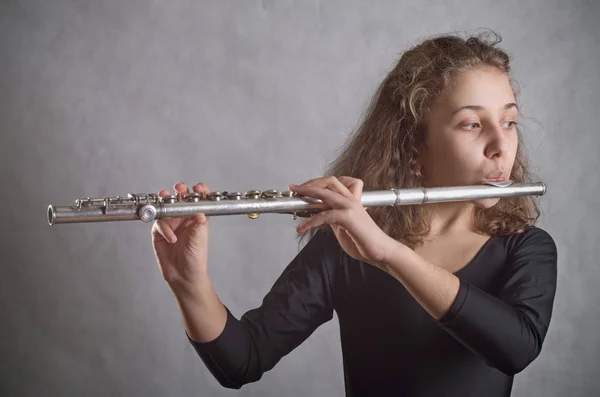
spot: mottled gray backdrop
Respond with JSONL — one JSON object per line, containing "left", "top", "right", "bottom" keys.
{"left": 1, "top": 0, "right": 598, "bottom": 396}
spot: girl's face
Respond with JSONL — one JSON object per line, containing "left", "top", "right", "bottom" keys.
{"left": 420, "top": 66, "right": 519, "bottom": 208}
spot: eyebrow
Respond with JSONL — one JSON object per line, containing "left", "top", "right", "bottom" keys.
{"left": 451, "top": 102, "right": 519, "bottom": 116}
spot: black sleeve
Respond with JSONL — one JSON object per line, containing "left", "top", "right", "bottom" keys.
{"left": 438, "top": 227, "right": 558, "bottom": 375}
{"left": 185, "top": 230, "right": 338, "bottom": 389}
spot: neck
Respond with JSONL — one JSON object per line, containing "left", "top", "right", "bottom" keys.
{"left": 426, "top": 201, "right": 476, "bottom": 238}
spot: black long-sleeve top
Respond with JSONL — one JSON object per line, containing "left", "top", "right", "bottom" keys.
{"left": 186, "top": 226, "right": 558, "bottom": 397}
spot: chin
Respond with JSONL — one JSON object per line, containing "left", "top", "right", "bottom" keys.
{"left": 473, "top": 197, "right": 501, "bottom": 209}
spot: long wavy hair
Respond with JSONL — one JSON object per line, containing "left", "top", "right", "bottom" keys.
{"left": 298, "top": 30, "right": 541, "bottom": 248}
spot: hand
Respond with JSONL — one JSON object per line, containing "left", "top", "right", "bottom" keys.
{"left": 290, "top": 176, "right": 394, "bottom": 267}
{"left": 151, "top": 182, "right": 211, "bottom": 291}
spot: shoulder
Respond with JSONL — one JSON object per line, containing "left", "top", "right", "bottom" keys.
{"left": 498, "top": 226, "right": 558, "bottom": 279}
{"left": 503, "top": 226, "right": 557, "bottom": 258}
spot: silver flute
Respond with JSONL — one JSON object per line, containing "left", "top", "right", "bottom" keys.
{"left": 47, "top": 180, "right": 546, "bottom": 225}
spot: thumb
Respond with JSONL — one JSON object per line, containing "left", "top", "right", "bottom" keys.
{"left": 187, "top": 213, "right": 209, "bottom": 238}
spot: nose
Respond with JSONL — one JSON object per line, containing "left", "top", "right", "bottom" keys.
{"left": 484, "top": 123, "right": 511, "bottom": 159}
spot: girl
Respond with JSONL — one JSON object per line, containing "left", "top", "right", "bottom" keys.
{"left": 151, "top": 31, "right": 558, "bottom": 397}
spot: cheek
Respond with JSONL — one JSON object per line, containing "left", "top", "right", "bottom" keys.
{"left": 510, "top": 136, "right": 519, "bottom": 160}
{"left": 423, "top": 127, "right": 484, "bottom": 178}
{"left": 505, "top": 128, "right": 519, "bottom": 150}
{"left": 433, "top": 139, "right": 480, "bottom": 169}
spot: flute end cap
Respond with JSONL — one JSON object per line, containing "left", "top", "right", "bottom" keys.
{"left": 47, "top": 205, "right": 56, "bottom": 226}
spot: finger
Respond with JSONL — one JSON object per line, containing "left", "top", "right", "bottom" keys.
{"left": 292, "top": 176, "right": 326, "bottom": 188}
{"left": 327, "top": 176, "right": 356, "bottom": 199}
{"left": 192, "top": 182, "right": 210, "bottom": 223}
{"left": 337, "top": 176, "right": 364, "bottom": 201}
{"left": 154, "top": 188, "right": 178, "bottom": 243}
{"left": 292, "top": 176, "right": 354, "bottom": 199}
{"left": 290, "top": 177, "right": 356, "bottom": 209}
{"left": 182, "top": 217, "right": 196, "bottom": 229}
{"left": 335, "top": 178, "right": 368, "bottom": 212}
{"left": 152, "top": 220, "right": 178, "bottom": 244}
{"left": 192, "top": 182, "right": 210, "bottom": 194}
{"left": 174, "top": 182, "right": 190, "bottom": 199}
{"left": 174, "top": 181, "right": 207, "bottom": 224}
{"left": 325, "top": 176, "right": 361, "bottom": 199}
{"left": 194, "top": 213, "right": 208, "bottom": 225}
{"left": 320, "top": 177, "right": 363, "bottom": 209}
{"left": 182, "top": 212, "right": 207, "bottom": 226}
{"left": 290, "top": 185, "right": 347, "bottom": 209}
{"left": 293, "top": 176, "right": 336, "bottom": 189}
{"left": 296, "top": 210, "right": 344, "bottom": 233}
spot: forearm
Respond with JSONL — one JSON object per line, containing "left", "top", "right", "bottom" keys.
{"left": 379, "top": 240, "right": 460, "bottom": 320}
{"left": 170, "top": 276, "right": 228, "bottom": 343}
{"left": 173, "top": 276, "right": 260, "bottom": 389}
{"left": 378, "top": 237, "right": 555, "bottom": 375}
{"left": 174, "top": 231, "right": 338, "bottom": 389}
{"left": 435, "top": 280, "right": 545, "bottom": 374}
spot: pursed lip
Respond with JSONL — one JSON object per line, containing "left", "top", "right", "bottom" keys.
{"left": 483, "top": 173, "right": 508, "bottom": 182}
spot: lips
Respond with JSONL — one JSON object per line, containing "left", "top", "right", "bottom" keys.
{"left": 483, "top": 172, "right": 507, "bottom": 182}
{"left": 484, "top": 177, "right": 507, "bottom": 182}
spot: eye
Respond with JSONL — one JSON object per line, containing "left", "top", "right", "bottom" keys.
{"left": 462, "top": 122, "right": 481, "bottom": 130}
{"left": 502, "top": 120, "right": 518, "bottom": 129}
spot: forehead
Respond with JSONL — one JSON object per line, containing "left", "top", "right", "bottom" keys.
{"left": 440, "top": 66, "right": 516, "bottom": 109}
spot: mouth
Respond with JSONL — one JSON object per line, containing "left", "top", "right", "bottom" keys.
{"left": 482, "top": 173, "right": 508, "bottom": 183}
{"left": 484, "top": 177, "right": 507, "bottom": 182}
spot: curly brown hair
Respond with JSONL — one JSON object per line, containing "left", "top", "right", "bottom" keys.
{"left": 298, "top": 30, "right": 541, "bottom": 248}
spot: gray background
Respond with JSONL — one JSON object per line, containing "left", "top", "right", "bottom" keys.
{"left": 1, "top": 0, "right": 599, "bottom": 396}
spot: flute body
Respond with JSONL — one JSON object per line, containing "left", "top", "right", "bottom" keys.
{"left": 47, "top": 181, "right": 546, "bottom": 226}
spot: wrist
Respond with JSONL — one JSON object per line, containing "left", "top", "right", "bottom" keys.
{"left": 377, "top": 236, "right": 410, "bottom": 273}
{"left": 169, "top": 274, "right": 214, "bottom": 303}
